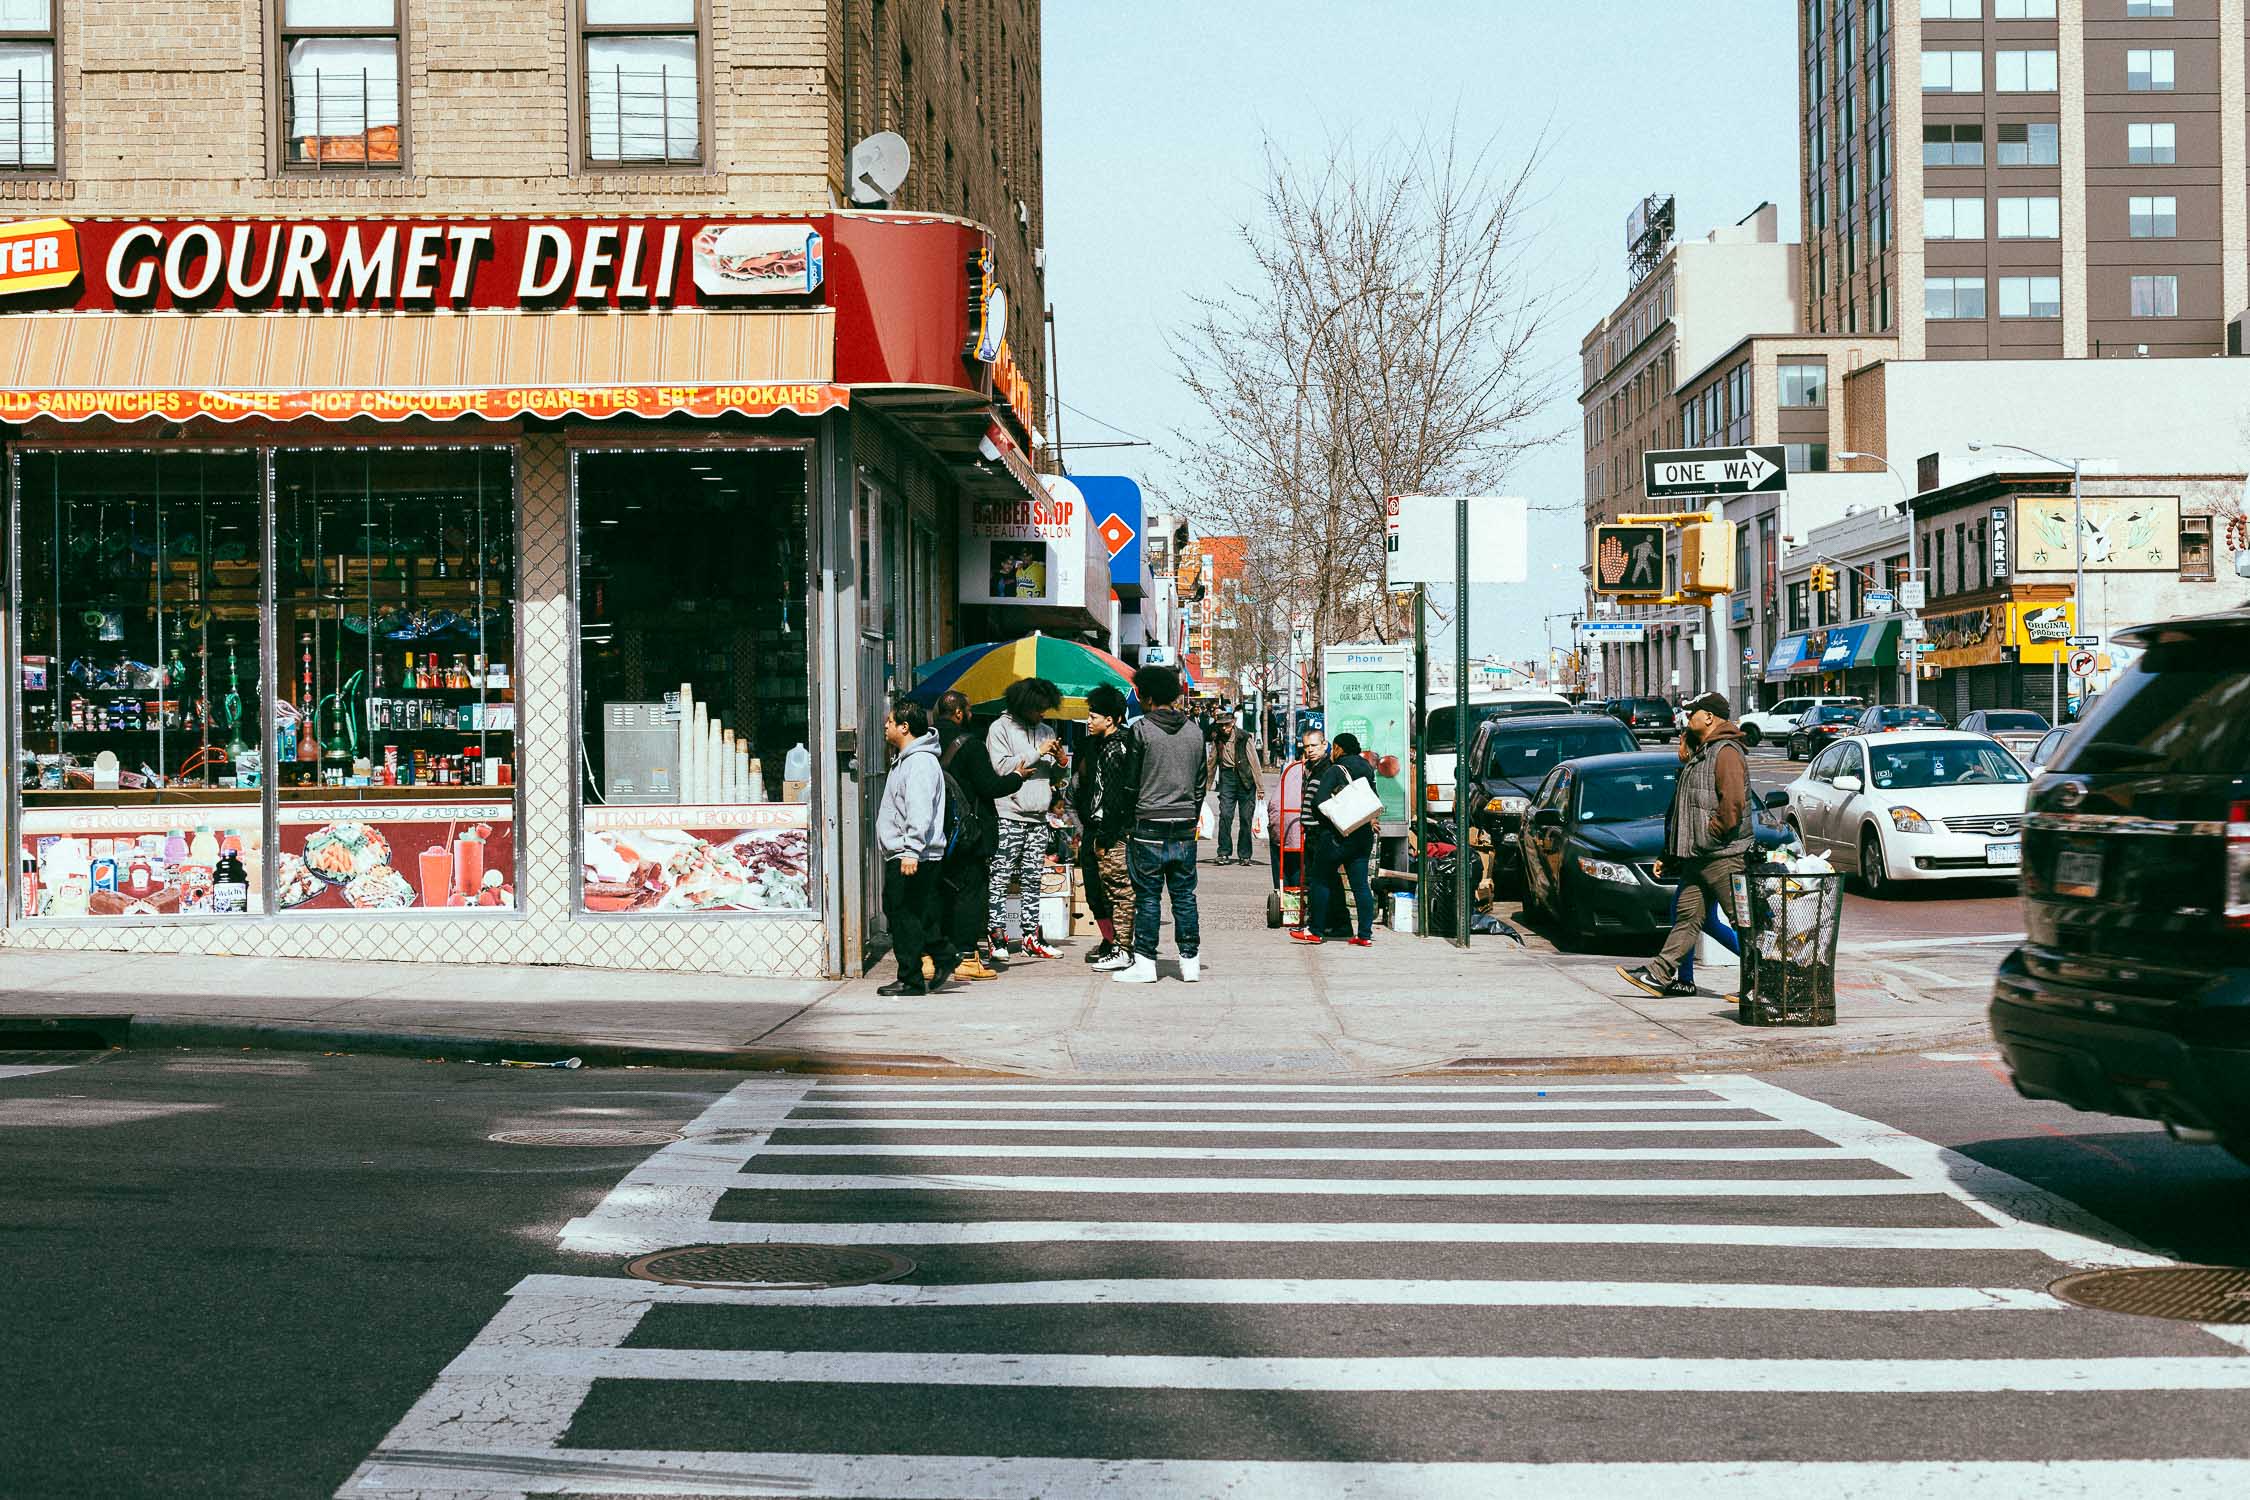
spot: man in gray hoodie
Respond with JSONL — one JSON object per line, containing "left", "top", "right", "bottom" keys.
{"left": 1114, "top": 664, "right": 1210, "bottom": 985}
{"left": 876, "top": 699, "right": 955, "bottom": 997}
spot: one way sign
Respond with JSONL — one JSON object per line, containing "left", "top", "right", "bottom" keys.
{"left": 1643, "top": 445, "right": 1790, "bottom": 498}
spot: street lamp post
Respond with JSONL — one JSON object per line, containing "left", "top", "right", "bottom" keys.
{"left": 1969, "top": 440, "right": 2085, "bottom": 722}
{"left": 1835, "top": 450, "right": 1923, "bottom": 706}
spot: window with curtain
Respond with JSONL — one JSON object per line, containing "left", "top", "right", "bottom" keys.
{"left": 279, "top": 0, "right": 402, "bottom": 169}
{"left": 581, "top": 0, "right": 702, "bottom": 167}
{"left": 0, "top": 0, "right": 54, "bottom": 171}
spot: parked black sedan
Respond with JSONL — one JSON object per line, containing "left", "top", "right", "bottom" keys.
{"left": 1786, "top": 703, "right": 1863, "bottom": 761}
{"left": 1464, "top": 713, "right": 1637, "bottom": 886}
{"left": 1516, "top": 750, "right": 1788, "bottom": 948}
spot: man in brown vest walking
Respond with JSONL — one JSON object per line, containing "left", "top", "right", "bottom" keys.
{"left": 1619, "top": 691, "right": 1752, "bottom": 999}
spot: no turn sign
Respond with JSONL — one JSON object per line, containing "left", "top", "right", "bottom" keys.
{"left": 2067, "top": 648, "right": 2098, "bottom": 679}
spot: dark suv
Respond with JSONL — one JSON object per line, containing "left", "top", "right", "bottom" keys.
{"left": 1464, "top": 712, "right": 1637, "bottom": 885}
{"left": 1991, "top": 610, "right": 2250, "bottom": 1166}
{"left": 1605, "top": 696, "right": 1680, "bottom": 742}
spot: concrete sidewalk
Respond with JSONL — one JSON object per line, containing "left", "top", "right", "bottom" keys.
{"left": 0, "top": 861, "right": 2000, "bottom": 1076}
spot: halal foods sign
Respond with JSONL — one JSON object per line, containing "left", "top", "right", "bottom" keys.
{"left": 0, "top": 216, "right": 825, "bottom": 311}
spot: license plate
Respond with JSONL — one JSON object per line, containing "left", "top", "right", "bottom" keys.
{"left": 2054, "top": 846, "right": 2103, "bottom": 898}
{"left": 1985, "top": 841, "right": 2021, "bottom": 866}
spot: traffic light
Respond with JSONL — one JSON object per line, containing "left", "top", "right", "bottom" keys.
{"left": 1592, "top": 524, "right": 1666, "bottom": 596}
{"left": 1810, "top": 564, "right": 1837, "bottom": 594}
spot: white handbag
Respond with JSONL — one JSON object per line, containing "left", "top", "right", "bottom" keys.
{"left": 1318, "top": 772, "right": 1383, "bottom": 836}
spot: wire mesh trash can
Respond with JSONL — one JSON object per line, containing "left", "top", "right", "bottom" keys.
{"left": 1731, "top": 866, "right": 1843, "bottom": 1026}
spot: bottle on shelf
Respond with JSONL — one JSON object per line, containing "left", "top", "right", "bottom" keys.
{"left": 211, "top": 844, "right": 249, "bottom": 915}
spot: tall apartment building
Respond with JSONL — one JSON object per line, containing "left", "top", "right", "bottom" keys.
{"left": 1803, "top": 0, "right": 2244, "bottom": 361}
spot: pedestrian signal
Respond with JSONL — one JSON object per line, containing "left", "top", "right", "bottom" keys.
{"left": 1592, "top": 525, "right": 1666, "bottom": 596}
{"left": 1678, "top": 519, "right": 1736, "bottom": 595}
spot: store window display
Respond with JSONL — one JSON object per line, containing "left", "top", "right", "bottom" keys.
{"left": 14, "top": 449, "right": 267, "bottom": 918}
{"left": 574, "top": 446, "right": 813, "bottom": 914}
{"left": 272, "top": 447, "right": 518, "bottom": 913}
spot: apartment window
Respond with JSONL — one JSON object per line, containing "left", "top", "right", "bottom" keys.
{"left": 1779, "top": 362, "right": 1826, "bottom": 407}
{"left": 1924, "top": 196, "right": 1986, "bottom": 239}
{"left": 2127, "top": 49, "right": 2175, "bottom": 92}
{"left": 1921, "top": 0, "right": 1979, "bottom": 15}
{"left": 1787, "top": 581, "right": 1810, "bottom": 633}
{"left": 1995, "top": 0, "right": 2055, "bottom": 13}
{"left": 2129, "top": 194, "right": 2178, "bottom": 238}
{"left": 579, "top": 0, "right": 704, "bottom": 167}
{"left": 1998, "top": 275, "right": 2062, "bottom": 317}
{"left": 279, "top": 1, "right": 402, "bottom": 170}
{"left": 1995, "top": 50, "right": 2058, "bottom": 92}
{"left": 1996, "top": 121, "right": 2059, "bottom": 165}
{"left": 1923, "top": 123, "right": 1984, "bottom": 165}
{"left": 1922, "top": 51, "right": 1982, "bottom": 92}
{"left": 2126, "top": 0, "right": 2173, "bottom": 16}
{"left": 2128, "top": 122, "right": 2177, "bottom": 164}
{"left": 2130, "top": 274, "right": 2179, "bottom": 317}
{"left": 1997, "top": 195, "right": 2061, "bottom": 238}
{"left": 1926, "top": 276, "right": 1988, "bottom": 319}
{"left": 1784, "top": 443, "right": 1831, "bottom": 474}
{"left": 2180, "top": 515, "right": 2213, "bottom": 580}
{"left": 0, "top": 2, "right": 51, "bottom": 173}
{"left": 1879, "top": 281, "right": 1892, "bottom": 329}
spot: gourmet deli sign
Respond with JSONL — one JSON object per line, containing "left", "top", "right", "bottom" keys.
{"left": 0, "top": 216, "right": 827, "bottom": 311}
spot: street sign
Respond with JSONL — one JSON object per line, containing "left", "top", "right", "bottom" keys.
{"left": 1899, "top": 580, "right": 1926, "bottom": 611}
{"left": 1901, "top": 616, "right": 1927, "bottom": 641}
{"left": 1642, "top": 446, "right": 1788, "bottom": 498}
{"left": 2068, "top": 648, "right": 2098, "bottom": 679}
{"left": 2066, "top": 634, "right": 2100, "bottom": 649}
{"left": 1866, "top": 589, "right": 1895, "bottom": 614}
{"left": 1384, "top": 494, "right": 1530, "bottom": 589}
{"left": 1742, "top": 646, "right": 1756, "bottom": 664}
{"left": 1578, "top": 620, "right": 1647, "bottom": 642}
{"left": 1592, "top": 524, "right": 1667, "bottom": 595}
{"left": 1690, "top": 632, "right": 1705, "bottom": 653}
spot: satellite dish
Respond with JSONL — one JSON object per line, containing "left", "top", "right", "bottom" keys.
{"left": 848, "top": 132, "right": 911, "bottom": 206}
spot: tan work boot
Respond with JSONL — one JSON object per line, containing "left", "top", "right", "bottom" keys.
{"left": 951, "top": 956, "right": 999, "bottom": 982}
{"left": 921, "top": 956, "right": 936, "bottom": 982}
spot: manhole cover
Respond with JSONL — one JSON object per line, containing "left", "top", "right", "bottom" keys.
{"left": 625, "top": 1243, "right": 916, "bottom": 1291}
{"left": 487, "top": 1128, "right": 683, "bottom": 1147}
{"left": 2050, "top": 1266, "right": 2250, "bottom": 1324}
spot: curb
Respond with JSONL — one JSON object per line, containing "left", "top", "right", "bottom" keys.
{"left": 1414, "top": 1020, "right": 1997, "bottom": 1077}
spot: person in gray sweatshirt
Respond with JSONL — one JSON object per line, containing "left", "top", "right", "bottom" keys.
{"left": 1114, "top": 664, "right": 1210, "bottom": 985}
{"left": 875, "top": 700, "right": 956, "bottom": 996}
{"left": 984, "top": 676, "right": 1064, "bottom": 959}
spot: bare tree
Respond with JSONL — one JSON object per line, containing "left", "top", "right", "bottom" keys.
{"left": 1166, "top": 121, "right": 1567, "bottom": 673}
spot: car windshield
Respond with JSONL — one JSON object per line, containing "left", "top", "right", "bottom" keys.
{"left": 1878, "top": 706, "right": 1946, "bottom": 725}
{"left": 1426, "top": 701, "right": 1566, "bottom": 753}
{"left": 1865, "top": 741, "right": 2030, "bottom": 789}
{"left": 1981, "top": 711, "right": 2048, "bottom": 732}
{"left": 2032, "top": 729, "right": 2066, "bottom": 763}
{"left": 1576, "top": 766, "right": 1676, "bottom": 823}
{"left": 2055, "top": 640, "right": 2250, "bottom": 774}
{"left": 1486, "top": 726, "right": 1633, "bottom": 780}
{"left": 1808, "top": 706, "right": 1857, "bottom": 723}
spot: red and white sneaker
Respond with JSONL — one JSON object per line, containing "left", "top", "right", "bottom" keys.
{"left": 1019, "top": 936, "right": 1062, "bottom": 960}
{"left": 1288, "top": 930, "right": 1324, "bottom": 945}
{"left": 1347, "top": 937, "right": 1374, "bottom": 948}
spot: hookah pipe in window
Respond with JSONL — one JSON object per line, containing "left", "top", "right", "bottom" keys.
{"left": 222, "top": 634, "right": 249, "bottom": 763}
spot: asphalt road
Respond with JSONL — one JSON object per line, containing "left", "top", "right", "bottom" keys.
{"left": 4, "top": 1051, "right": 2246, "bottom": 1496}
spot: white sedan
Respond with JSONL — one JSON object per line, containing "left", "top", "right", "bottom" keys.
{"left": 1778, "top": 730, "right": 2029, "bottom": 896}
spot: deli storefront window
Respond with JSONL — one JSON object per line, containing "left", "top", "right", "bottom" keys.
{"left": 273, "top": 447, "right": 518, "bottom": 914}
{"left": 14, "top": 450, "right": 268, "bottom": 918}
{"left": 574, "top": 447, "right": 813, "bottom": 915}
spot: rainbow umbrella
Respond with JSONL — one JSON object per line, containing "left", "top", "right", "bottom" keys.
{"left": 909, "top": 635, "right": 1137, "bottom": 721}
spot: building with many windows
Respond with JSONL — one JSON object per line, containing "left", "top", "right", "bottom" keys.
{"left": 1803, "top": 0, "right": 2248, "bottom": 359}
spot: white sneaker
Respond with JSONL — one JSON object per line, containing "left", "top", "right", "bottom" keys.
{"left": 1110, "top": 955, "right": 1159, "bottom": 984}
{"left": 1093, "top": 948, "right": 1135, "bottom": 972}
{"left": 1178, "top": 954, "right": 1201, "bottom": 983}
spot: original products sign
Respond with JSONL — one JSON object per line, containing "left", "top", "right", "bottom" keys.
{"left": 0, "top": 383, "right": 849, "bottom": 426}
{"left": 0, "top": 216, "right": 825, "bottom": 311}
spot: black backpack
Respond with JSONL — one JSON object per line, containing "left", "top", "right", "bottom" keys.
{"left": 938, "top": 740, "right": 994, "bottom": 862}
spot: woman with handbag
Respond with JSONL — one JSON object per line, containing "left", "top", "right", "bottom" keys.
{"left": 1291, "top": 732, "right": 1380, "bottom": 947}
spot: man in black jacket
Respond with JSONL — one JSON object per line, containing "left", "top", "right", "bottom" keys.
{"left": 1071, "top": 683, "right": 1140, "bottom": 970}
{"left": 1293, "top": 732, "right": 1381, "bottom": 947}
{"left": 936, "top": 690, "right": 1024, "bottom": 981}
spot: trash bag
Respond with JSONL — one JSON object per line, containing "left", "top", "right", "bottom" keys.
{"left": 1423, "top": 856, "right": 1461, "bottom": 937}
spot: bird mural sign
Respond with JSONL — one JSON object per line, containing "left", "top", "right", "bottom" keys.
{"left": 2018, "top": 496, "right": 2179, "bottom": 572}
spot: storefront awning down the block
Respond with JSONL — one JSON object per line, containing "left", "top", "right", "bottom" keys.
{"left": 0, "top": 307, "right": 843, "bottom": 424}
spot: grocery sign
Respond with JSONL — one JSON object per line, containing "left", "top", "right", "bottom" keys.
{"left": 0, "top": 383, "right": 850, "bottom": 425}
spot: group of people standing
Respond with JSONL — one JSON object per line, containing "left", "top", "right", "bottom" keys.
{"left": 872, "top": 665, "right": 1210, "bottom": 996}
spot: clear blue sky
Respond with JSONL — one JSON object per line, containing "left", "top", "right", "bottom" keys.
{"left": 1041, "top": 1, "right": 1799, "bottom": 665}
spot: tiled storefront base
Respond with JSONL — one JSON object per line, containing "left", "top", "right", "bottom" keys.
{"left": 2, "top": 430, "right": 837, "bottom": 982}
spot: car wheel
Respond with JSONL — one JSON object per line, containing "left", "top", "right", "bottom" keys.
{"left": 1788, "top": 737, "right": 1807, "bottom": 760}
{"left": 1785, "top": 817, "right": 1805, "bottom": 850}
{"left": 1859, "top": 828, "right": 1891, "bottom": 898}
{"left": 1742, "top": 724, "right": 1763, "bottom": 748}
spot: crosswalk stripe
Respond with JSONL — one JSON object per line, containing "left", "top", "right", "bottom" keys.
{"left": 769, "top": 1117, "right": 1804, "bottom": 1133}
{"left": 0, "top": 1064, "right": 72, "bottom": 1080}
{"left": 451, "top": 1346, "right": 2250, "bottom": 1393}
{"left": 690, "top": 1171, "right": 1934, "bottom": 1197}
{"left": 749, "top": 1143, "right": 1859, "bottom": 1162}
{"left": 805, "top": 1082, "right": 1714, "bottom": 1094}
{"left": 558, "top": 1215, "right": 2162, "bottom": 1262}
{"left": 509, "top": 1272, "right": 2069, "bottom": 1313}
{"left": 339, "top": 1451, "right": 2250, "bottom": 1499}
{"left": 788, "top": 1099, "right": 1761, "bottom": 1112}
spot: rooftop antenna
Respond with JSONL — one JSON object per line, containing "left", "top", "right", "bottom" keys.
{"left": 847, "top": 131, "right": 911, "bottom": 207}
